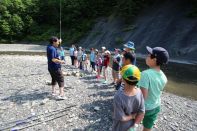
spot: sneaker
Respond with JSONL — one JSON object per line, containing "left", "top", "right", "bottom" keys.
{"left": 103, "top": 81, "right": 107, "bottom": 84}
{"left": 96, "top": 75, "right": 101, "bottom": 79}
{"left": 56, "top": 95, "right": 66, "bottom": 100}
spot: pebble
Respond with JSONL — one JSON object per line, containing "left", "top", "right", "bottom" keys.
{"left": 0, "top": 55, "right": 196, "bottom": 131}
{"left": 94, "top": 106, "right": 100, "bottom": 111}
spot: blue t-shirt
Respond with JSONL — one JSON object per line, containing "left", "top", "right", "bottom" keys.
{"left": 47, "top": 45, "right": 61, "bottom": 70}
{"left": 69, "top": 47, "right": 74, "bottom": 56}
{"left": 90, "top": 51, "right": 96, "bottom": 62}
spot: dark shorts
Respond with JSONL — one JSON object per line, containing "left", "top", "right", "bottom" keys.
{"left": 143, "top": 106, "right": 160, "bottom": 129}
{"left": 48, "top": 68, "right": 64, "bottom": 87}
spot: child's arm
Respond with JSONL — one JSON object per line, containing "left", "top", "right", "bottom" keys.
{"left": 121, "top": 114, "right": 136, "bottom": 122}
{"left": 134, "top": 112, "right": 144, "bottom": 124}
{"left": 141, "top": 88, "right": 148, "bottom": 99}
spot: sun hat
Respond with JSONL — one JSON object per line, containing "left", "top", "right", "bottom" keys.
{"left": 120, "top": 65, "right": 141, "bottom": 82}
{"left": 124, "top": 41, "right": 135, "bottom": 50}
{"left": 102, "top": 46, "right": 106, "bottom": 50}
{"left": 105, "top": 50, "right": 111, "bottom": 55}
{"left": 146, "top": 46, "right": 169, "bottom": 64}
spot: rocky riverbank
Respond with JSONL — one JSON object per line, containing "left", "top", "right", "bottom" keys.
{"left": 0, "top": 55, "right": 196, "bottom": 131}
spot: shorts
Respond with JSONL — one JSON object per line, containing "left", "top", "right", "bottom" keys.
{"left": 48, "top": 68, "right": 64, "bottom": 87}
{"left": 112, "top": 70, "right": 120, "bottom": 79}
{"left": 143, "top": 106, "right": 160, "bottom": 129}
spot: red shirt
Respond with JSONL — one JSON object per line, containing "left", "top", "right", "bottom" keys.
{"left": 103, "top": 55, "right": 110, "bottom": 67}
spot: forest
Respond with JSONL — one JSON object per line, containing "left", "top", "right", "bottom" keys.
{"left": 0, "top": 0, "right": 196, "bottom": 44}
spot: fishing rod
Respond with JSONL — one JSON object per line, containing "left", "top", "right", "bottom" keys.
{"left": 0, "top": 105, "right": 76, "bottom": 130}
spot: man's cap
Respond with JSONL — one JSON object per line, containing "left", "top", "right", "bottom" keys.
{"left": 120, "top": 65, "right": 141, "bottom": 82}
{"left": 95, "top": 49, "right": 98, "bottom": 52}
{"left": 124, "top": 41, "right": 135, "bottom": 50}
{"left": 146, "top": 46, "right": 169, "bottom": 64}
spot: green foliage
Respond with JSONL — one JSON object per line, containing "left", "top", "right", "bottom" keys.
{"left": 0, "top": 0, "right": 161, "bottom": 43}
{"left": 187, "top": 0, "right": 197, "bottom": 18}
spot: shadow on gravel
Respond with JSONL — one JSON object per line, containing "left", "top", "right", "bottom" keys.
{"left": 1, "top": 91, "right": 49, "bottom": 105}
{"left": 88, "top": 91, "right": 115, "bottom": 98}
{"left": 78, "top": 98, "right": 113, "bottom": 131}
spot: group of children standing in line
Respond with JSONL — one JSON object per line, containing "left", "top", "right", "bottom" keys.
{"left": 68, "top": 41, "right": 169, "bottom": 131}
{"left": 48, "top": 37, "right": 169, "bottom": 131}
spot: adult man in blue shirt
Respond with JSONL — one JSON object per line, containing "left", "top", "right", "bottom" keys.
{"left": 47, "top": 36, "right": 65, "bottom": 100}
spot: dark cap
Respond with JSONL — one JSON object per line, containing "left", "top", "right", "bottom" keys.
{"left": 146, "top": 46, "right": 169, "bottom": 64}
{"left": 114, "top": 48, "right": 121, "bottom": 52}
{"left": 49, "top": 36, "right": 59, "bottom": 44}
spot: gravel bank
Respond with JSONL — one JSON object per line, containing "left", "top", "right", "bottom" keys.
{"left": 0, "top": 55, "right": 196, "bottom": 131}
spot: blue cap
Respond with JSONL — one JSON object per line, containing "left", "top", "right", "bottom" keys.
{"left": 124, "top": 41, "right": 135, "bottom": 50}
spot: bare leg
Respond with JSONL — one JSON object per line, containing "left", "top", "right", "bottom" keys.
{"left": 52, "top": 85, "right": 56, "bottom": 94}
{"left": 59, "top": 87, "right": 64, "bottom": 96}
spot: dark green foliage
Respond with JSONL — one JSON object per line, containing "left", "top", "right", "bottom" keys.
{"left": 1, "top": 0, "right": 194, "bottom": 44}
{"left": 187, "top": 0, "right": 197, "bottom": 18}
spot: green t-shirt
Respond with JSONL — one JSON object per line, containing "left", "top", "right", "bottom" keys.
{"left": 137, "top": 68, "right": 167, "bottom": 110}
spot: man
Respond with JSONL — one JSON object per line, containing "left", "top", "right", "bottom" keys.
{"left": 47, "top": 36, "right": 65, "bottom": 100}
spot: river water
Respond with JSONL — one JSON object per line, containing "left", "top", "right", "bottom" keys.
{"left": 137, "top": 58, "right": 197, "bottom": 100}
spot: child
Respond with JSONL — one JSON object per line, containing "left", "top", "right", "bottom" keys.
{"left": 77, "top": 47, "right": 83, "bottom": 68}
{"left": 96, "top": 51, "right": 102, "bottom": 79}
{"left": 115, "top": 52, "right": 136, "bottom": 90}
{"left": 103, "top": 50, "right": 110, "bottom": 84}
{"left": 138, "top": 46, "right": 169, "bottom": 131}
{"left": 112, "top": 48, "right": 121, "bottom": 84}
{"left": 73, "top": 47, "right": 78, "bottom": 67}
{"left": 90, "top": 48, "right": 96, "bottom": 72}
{"left": 69, "top": 45, "right": 75, "bottom": 66}
{"left": 81, "top": 49, "right": 88, "bottom": 71}
{"left": 123, "top": 41, "right": 136, "bottom": 65}
{"left": 112, "top": 64, "right": 145, "bottom": 131}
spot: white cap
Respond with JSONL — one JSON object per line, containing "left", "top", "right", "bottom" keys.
{"left": 101, "top": 46, "right": 106, "bottom": 50}
{"left": 105, "top": 50, "right": 110, "bottom": 54}
{"left": 79, "top": 46, "right": 82, "bottom": 49}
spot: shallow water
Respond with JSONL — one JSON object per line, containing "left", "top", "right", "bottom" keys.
{"left": 0, "top": 51, "right": 197, "bottom": 100}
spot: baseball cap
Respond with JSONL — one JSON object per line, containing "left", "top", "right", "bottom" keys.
{"left": 124, "top": 41, "right": 135, "bottom": 50}
{"left": 120, "top": 65, "right": 141, "bottom": 82}
{"left": 146, "top": 46, "right": 169, "bottom": 64}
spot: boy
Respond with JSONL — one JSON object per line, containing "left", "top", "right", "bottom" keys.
{"left": 115, "top": 52, "right": 136, "bottom": 90}
{"left": 112, "top": 64, "right": 145, "bottom": 131}
{"left": 138, "top": 46, "right": 169, "bottom": 131}
{"left": 112, "top": 48, "right": 121, "bottom": 84}
{"left": 123, "top": 41, "right": 136, "bottom": 65}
